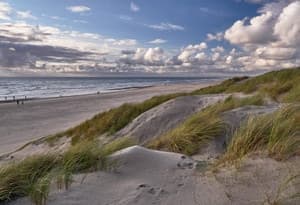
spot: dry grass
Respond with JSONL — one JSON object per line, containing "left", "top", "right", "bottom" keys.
{"left": 148, "top": 108, "right": 224, "bottom": 155}
{"left": 220, "top": 105, "right": 300, "bottom": 165}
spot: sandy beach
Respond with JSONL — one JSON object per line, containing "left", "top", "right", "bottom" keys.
{"left": 0, "top": 83, "right": 211, "bottom": 155}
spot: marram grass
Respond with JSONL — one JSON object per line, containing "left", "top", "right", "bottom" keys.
{"left": 0, "top": 154, "right": 58, "bottom": 202}
{"left": 192, "top": 68, "right": 300, "bottom": 103}
{"left": 220, "top": 105, "right": 300, "bottom": 164}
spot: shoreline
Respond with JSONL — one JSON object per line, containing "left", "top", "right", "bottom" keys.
{"left": 0, "top": 85, "right": 155, "bottom": 104}
{"left": 0, "top": 81, "right": 217, "bottom": 155}
{"left": 0, "top": 80, "right": 218, "bottom": 104}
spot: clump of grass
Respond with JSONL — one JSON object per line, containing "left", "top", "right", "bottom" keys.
{"left": 148, "top": 108, "right": 224, "bottom": 155}
{"left": 62, "top": 140, "right": 100, "bottom": 173}
{"left": 148, "top": 95, "right": 264, "bottom": 155}
{"left": 220, "top": 105, "right": 300, "bottom": 164}
{"left": 29, "top": 175, "right": 52, "bottom": 205}
{"left": 0, "top": 155, "right": 58, "bottom": 202}
{"left": 48, "top": 93, "right": 185, "bottom": 145}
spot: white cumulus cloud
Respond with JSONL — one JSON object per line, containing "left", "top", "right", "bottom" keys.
{"left": 148, "top": 38, "right": 167, "bottom": 44}
{"left": 147, "top": 22, "right": 184, "bottom": 31}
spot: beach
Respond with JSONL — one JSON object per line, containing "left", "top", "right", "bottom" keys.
{"left": 0, "top": 82, "right": 211, "bottom": 155}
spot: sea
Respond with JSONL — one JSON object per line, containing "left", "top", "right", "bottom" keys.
{"left": 0, "top": 76, "right": 222, "bottom": 101}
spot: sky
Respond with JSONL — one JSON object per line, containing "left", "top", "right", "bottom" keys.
{"left": 0, "top": 0, "right": 299, "bottom": 76}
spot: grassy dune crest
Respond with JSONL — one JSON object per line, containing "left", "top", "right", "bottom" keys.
{"left": 193, "top": 68, "right": 300, "bottom": 102}
{"left": 47, "top": 93, "right": 185, "bottom": 145}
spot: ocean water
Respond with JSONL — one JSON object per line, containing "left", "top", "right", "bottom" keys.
{"left": 0, "top": 77, "right": 221, "bottom": 100}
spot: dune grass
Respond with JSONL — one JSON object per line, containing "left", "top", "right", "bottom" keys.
{"left": 191, "top": 76, "right": 249, "bottom": 95}
{"left": 0, "top": 155, "right": 58, "bottom": 203}
{"left": 192, "top": 68, "right": 300, "bottom": 103}
{"left": 148, "top": 108, "right": 224, "bottom": 155}
{"left": 220, "top": 105, "right": 300, "bottom": 164}
{"left": 0, "top": 137, "right": 135, "bottom": 204}
{"left": 148, "top": 95, "right": 264, "bottom": 155}
{"left": 46, "top": 93, "right": 185, "bottom": 145}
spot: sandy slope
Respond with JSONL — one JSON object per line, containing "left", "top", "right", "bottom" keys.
{"left": 114, "top": 94, "right": 228, "bottom": 144}
{"left": 10, "top": 146, "right": 198, "bottom": 205}
{"left": 0, "top": 83, "right": 211, "bottom": 155}
{"left": 9, "top": 146, "right": 300, "bottom": 205}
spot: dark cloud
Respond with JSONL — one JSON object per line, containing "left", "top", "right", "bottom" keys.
{"left": 0, "top": 41, "right": 96, "bottom": 67}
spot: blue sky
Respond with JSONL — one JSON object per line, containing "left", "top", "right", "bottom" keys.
{"left": 7, "top": 0, "right": 260, "bottom": 48}
{"left": 0, "top": 0, "right": 299, "bottom": 76}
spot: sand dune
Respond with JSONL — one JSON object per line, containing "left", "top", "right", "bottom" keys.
{"left": 9, "top": 146, "right": 300, "bottom": 205}
{"left": 10, "top": 146, "right": 198, "bottom": 205}
{"left": 115, "top": 94, "right": 228, "bottom": 144}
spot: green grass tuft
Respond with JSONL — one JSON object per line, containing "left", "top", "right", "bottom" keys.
{"left": 29, "top": 174, "right": 52, "bottom": 205}
{"left": 148, "top": 108, "right": 224, "bottom": 155}
{"left": 0, "top": 155, "right": 58, "bottom": 203}
{"left": 220, "top": 105, "right": 300, "bottom": 164}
